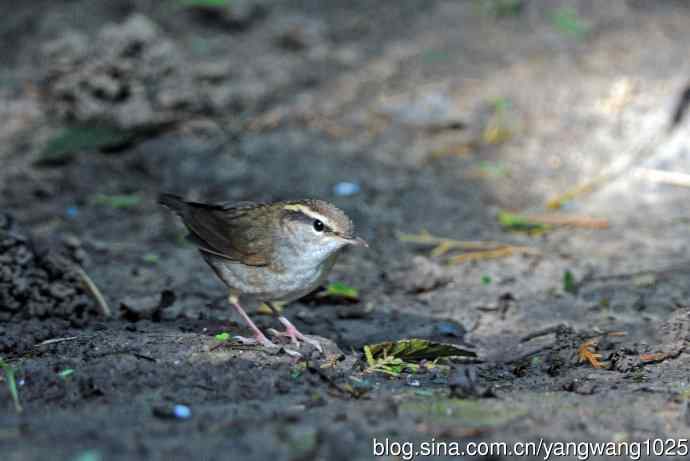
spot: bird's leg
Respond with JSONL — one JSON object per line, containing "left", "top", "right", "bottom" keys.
{"left": 266, "top": 302, "right": 323, "bottom": 352}
{"left": 228, "top": 294, "right": 276, "bottom": 348}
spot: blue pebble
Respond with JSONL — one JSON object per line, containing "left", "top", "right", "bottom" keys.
{"left": 173, "top": 404, "right": 191, "bottom": 419}
{"left": 66, "top": 206, "right": 79, "bottom": 218}
{"left": 333, "top": 182, "right": 360, "bottom": 197}
{"left": 436, "top": 322, "right": 461, "bottom": 337}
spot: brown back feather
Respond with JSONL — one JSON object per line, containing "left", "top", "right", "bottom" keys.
{"left": 159, "top": 194, "right": 273, "bottom": 266}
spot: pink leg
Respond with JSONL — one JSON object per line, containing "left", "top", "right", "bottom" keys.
{"left": 228, "top": 295, "right": 276, "bottom": 348}
{"left": 269, "top": 316, "right": 323, "bottom": 352}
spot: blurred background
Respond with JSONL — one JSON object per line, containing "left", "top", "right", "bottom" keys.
{"left": 3, "top": 1, "right": 690, "bottom": 460}
{"left": 3, "top": 0, "right": 690, "bottom": 327}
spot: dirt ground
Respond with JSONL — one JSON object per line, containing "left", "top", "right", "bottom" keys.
{"left": 3, "top": 1, "right": 690, "bottom": 460}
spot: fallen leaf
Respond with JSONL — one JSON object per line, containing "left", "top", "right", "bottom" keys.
{"left": 497, "top": 211, "right": 550, "bottom": 234}
{"left": 37, "top": 124, "right": 134, "bottom": 166}
{"left": 214, "top": 332, "right": 230, "bottom": 341}
{"left": 577, "top": 339, "right": 603, "bottom": 368}
{"left": 323, "top": 282, "right": 359, "bottom": 300}
{"left": 366, "top": 338, "right": 476, "bottom": 362}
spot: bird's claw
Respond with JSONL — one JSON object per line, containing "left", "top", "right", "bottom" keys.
{"left": 234, "top": 334, "right": 301, "bottom": 357}
{"left": 268, "top": 327, "right": 323, "bottom": 353}
{"left": 233, "top": 334, "right": 277, "bottom": 348}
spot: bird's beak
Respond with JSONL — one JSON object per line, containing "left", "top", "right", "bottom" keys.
{"left": 347, "top": 236, "right": 369, "bottom": 248}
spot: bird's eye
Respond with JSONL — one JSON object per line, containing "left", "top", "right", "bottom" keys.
{"left": 313, "top": 219, "right": 324, "bottom": 232}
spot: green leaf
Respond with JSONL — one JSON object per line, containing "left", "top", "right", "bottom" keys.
{"left": 551, "top": 7, "right": 589, "bottom": 39}
{"left": 481, "top": 275, "right": 492, "bottom": 285}
{"left": 58, "top": 368, "right": 75, "bottom": 379}
{"left": 563, "top": 270, "right": 577, "bottom": 294}
{"left": 37, "top": 124, "right": 133, "bottom": 166}
{"left": 497, "top": 211, "right": 550, "bottom": 233}
{"left": 324, "top": 282, "right": 359, "bottom": 301}
{"left": 365, "top": 338, "right": 476, "bottom": 362}
{"left": 142, "top": 253, "right": 159, "bottom": 264}
{"left": 0, "top": 358, "right": 22, "bottom": 413}
{"left": 363, "top": 345, "right": 375, "bottom": 367}
{"left": 92, "top": 194, "right": 142, "bottom": 209}
{"left": 214, "top": 332, "right": 230, "bottom": 341}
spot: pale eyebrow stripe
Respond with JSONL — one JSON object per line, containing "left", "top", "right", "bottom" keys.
{"left": 283, "top": 204, "right": 336, "bottom": 229}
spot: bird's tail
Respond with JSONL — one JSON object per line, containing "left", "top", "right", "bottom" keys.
{"left": 158, "top": 193, "right": 187, "bottom": 214}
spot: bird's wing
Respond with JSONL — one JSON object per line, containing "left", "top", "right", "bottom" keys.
{"left": 160, "top": 194, "right": 272, "bottom": 266}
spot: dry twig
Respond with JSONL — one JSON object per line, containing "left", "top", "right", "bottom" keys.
{"left": 76, "top": 266, "right": 111, "bottom": 318}
{"left": 635, "top": 168, "right": 690, "bottom": 188}
{"left": 513, "top": 213, "right": 609, "bottom": 229}
{"left": 34, "top": 336, "right": 79, "bottom": 347}
{"left": 398, "top": 230, "right": 537, "bottom": 265}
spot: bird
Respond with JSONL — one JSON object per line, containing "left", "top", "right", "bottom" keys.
{"left": 158, "top": 194, "right": 367, "bottom": 352}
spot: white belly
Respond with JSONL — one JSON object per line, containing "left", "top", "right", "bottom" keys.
{"left": 207, "top": 253, "right": 337, "bottom": 303}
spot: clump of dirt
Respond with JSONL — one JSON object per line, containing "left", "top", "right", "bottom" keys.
{"left": 41, "top": 14, "right": 187, "bottom": 128}
{"left": 610, "top": 308, "right": 690, "bottom": 372}
{"left": 40, "top": 14, "right": 257, "bottom": 129}
{"left": 273, "top": 15, "right": 327, "bottom": 52}
{"left": 0, "top": 212, "right": 97, "bottom": 322}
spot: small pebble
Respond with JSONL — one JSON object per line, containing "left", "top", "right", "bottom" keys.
{"left": 173, "top": 404, "right": 191, "bottom": 419}
{"left": 333, "top": 182, "right": 360, "bottom": 197}
{"left": 66, "top": 206, "right": 79, "bottom": 218}
{"left": 406, "top": 378, "right": 421, "bottom": 387}
{"left": 435, "top": 321, "right": 462, "bottom": 338}
{"left": 153, "top": 403, "right": 192, "bottom": 420}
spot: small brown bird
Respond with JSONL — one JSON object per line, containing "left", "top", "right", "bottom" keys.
{"left": 159, "top": 194, "right": 367, "bottom": 352}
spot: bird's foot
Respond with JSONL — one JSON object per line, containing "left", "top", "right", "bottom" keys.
{"left": 268, "top": 328, "right": 322, "bottom": 352}
{"left": 268, "top": 317, "right": 323, "bottom": 353}
{"left": 233, "top": 332, "right": 304, "bottom": 357}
